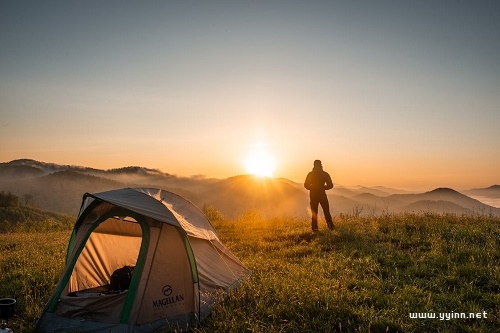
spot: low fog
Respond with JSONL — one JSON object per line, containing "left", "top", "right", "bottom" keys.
{"left": 1, "top": 159, "right": 499, "bottom": 218}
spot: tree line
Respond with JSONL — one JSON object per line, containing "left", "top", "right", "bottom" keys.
{"left": 0, "top": 191, "right": 74, "bottom": 233}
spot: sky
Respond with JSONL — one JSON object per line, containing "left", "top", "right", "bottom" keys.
{"left": 1, "top": 1, "right": 499, "bottom": 190}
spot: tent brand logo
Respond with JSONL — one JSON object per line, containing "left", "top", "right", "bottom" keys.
{"left": 153, "top": 285, "right": 184, "bottom": 310}
{"left": 162, "top": 285, "right": 173, "bottom": 297}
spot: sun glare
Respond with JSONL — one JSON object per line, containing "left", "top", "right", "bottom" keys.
{"left": 243, "top": 150, "right": 276, "bottom": 177}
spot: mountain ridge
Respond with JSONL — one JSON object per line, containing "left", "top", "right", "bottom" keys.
{"left": 1, "top": 159, "right": 499, "bottom": 217}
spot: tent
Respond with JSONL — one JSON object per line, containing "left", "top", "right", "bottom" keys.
{"left": 37, "top": 188, "right": 249, "bottom": 332}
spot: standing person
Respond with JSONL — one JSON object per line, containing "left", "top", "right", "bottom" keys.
{"left": 304, "top": 160, "right": 334, "bottom": 231}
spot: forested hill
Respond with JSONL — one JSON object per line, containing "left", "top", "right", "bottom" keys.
{"left": 1, "top": 159, "right": 499, "bottom": 218}
{"left": 0, "top": 191, "right": 73, "bottom": 233}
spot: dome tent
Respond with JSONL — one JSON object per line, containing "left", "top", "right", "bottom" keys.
{"left": 36, "top": 188, "right": 249, "bottom": 332}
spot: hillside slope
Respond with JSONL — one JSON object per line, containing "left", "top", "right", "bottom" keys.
{"left": 1, "top": 159, "right": 499, "bottom": 217}
{"left": 0, "top": 191, "right": 73, "bottom": 232}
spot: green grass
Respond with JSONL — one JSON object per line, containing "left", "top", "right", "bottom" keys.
{"left": 1, "top": 213, "right": 499, "bottom": 332}
{"left": 201, "top": 213, "right": 500, "bottom": 333}
{"left": 0, "top": 232, "right": 69, "bottom": 331}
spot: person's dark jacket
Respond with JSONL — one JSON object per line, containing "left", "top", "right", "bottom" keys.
{"left": 304, "top": 166, "right": 333, "bottom": 196}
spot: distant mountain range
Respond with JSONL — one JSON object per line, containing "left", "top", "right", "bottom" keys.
{"left": 1, "top": 159, "right": 499, "bottom": 218}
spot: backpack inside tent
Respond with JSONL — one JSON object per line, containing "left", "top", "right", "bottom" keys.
{"left": 36, "top": 188, "right": 250, "bottom": 332}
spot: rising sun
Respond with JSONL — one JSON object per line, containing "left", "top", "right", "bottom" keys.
{"left": 243, "top": 150, "right": 276, "bottom": 177}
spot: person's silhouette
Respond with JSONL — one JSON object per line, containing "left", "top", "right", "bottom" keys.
{"left": 304, "top": 160, "right": 334, "bottom": 231}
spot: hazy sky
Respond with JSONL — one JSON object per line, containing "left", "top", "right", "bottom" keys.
{"left": 1, "top": 1, "right": 499, "bottom": 190}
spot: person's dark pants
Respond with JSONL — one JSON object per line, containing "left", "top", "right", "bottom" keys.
{"left": 310, "top": 192, "right": 334, "bottom": 230}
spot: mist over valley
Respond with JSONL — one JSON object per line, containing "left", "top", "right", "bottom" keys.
{"left": 1, "top": 159, "right": 499, "bottom": 218}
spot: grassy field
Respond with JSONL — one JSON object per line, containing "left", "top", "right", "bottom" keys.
{"left": 1, "top": 212, "right": 499, "bottom": 332}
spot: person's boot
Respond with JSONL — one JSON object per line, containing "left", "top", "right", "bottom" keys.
{"left": 312, "top": 219, "right": 318, "bottom": 232}
{"left": 327, "top": 219, "right": 334, "bottom": 230}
